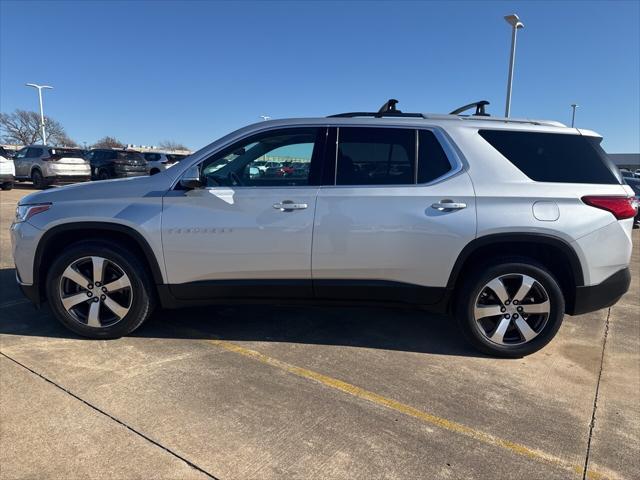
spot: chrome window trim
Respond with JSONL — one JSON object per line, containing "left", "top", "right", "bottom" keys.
{"left": 171, "top": 122, "right": 465, "bottom": 191}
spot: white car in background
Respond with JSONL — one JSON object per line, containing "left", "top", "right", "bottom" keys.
{"left": 0, "top": 146, "right": 16, "bottom": 190}
{"left": 143, "top": 152, "right": 189, "bottom": 175}
{"left": 13, "top": 145, "right": 91, "bottom": 189}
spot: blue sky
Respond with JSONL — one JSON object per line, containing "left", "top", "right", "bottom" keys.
{"left": 1, "top": 1, "right": 638, "bottom": 152}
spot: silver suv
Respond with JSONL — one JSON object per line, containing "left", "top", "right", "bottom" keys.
{"left": 13, "top": 145, "right": 90, "bottom": 188}
{"left": 11, "top": 101, "right": 636, "bottom": 357}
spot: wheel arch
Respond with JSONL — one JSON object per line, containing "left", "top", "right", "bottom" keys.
{"left": 34, "top": 222, "right": 164, "bottom": 304}
{"left": 447, "top": 233, "right": 584, "bottom": 313}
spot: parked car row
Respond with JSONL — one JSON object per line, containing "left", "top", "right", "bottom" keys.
{"left": 619, "top": 168, "right": 640, "bottom": 179}
{"left": 0, "top": 145, "right": 189, "bottom": 189}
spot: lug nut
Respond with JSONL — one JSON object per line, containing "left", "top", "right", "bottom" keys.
{"left": 505, "top": 300, "right": 510, "bottom": 305}
{"left": 101, "top": 287, "right": 107, "bottom": 293}
{"left": 95, "top": 282, "right": 102, "bottom": 287}
{"left": 517, "top": 306, "right": 523, "bottom": 312}
{"left": 513, "top": 314, "right": 519, "bottom": 319}
{"left": 504, "top": 314, "right": 511, "bottom": 319}
{"left": 93, "top": 297, "right": 99, "bottom": 303}
{"left": 100, "top": 295, "right": 106, "bottom": 300}
{"left": 87, "top": 284, "right": 93, "bottom": 289}
{"left": 500, "top": 307, "right": 506, "bottom": 313}
{"left": 86, "top": 291, "right": 93, "bottom": 297}
{"left": 513, "top": 300, "right": 519, "bottom": 305}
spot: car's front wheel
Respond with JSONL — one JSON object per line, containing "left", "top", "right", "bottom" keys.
{"left": 455, "top": 259, "right": 565, "bottom": 357}
{"left": 46, "top": 241, "right": 155, "bottom": 339}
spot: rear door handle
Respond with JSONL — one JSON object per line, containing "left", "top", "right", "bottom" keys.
{"left": 431, "top": 200, "right": 467, "bottom": 211}
{"left": 273, "top": 200, "right": 308, "bottom": 211}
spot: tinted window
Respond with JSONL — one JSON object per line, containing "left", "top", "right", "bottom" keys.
{"left": 48, "top": 148, "right": 84, "bottom": 158}
{"left": 145, "top": 153, "right": 161, "bottom": 161}
{"left": 418, "top": 130, "right": 452, "bottom": 183}
{"left": 479, "top": 130, "right": 620, "bottom": 184}
{"left": 118, "top": 151, "right": 144, "bottom": 161}
{"left": 27, "top": 148, "right": 43, "bottom": 157}
{"left": 336, "top": 127, "right": 415, "bottom": 185}
{"left": 201, "top": 128, "right": 319, "bottom": 187}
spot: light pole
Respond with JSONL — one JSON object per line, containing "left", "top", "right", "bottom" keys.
{"left": 504, "top": 14, "right": 524, "bottom": 118}
{"left": 25, "top": 83, "right": 53, "bottom": 144}
{"left": 571, "top": 104, "right": 578, "bottom": 127}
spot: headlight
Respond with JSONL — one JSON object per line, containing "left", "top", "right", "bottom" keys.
{"left": 15, "top": 204, "right": 51, "bottom": 223}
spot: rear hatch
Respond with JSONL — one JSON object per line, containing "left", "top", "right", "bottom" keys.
{"left": 115, "top": 151, "right": 148, "bottom": 172}
{"left": 48, "top": 148, "right": 88, "bottom": 165}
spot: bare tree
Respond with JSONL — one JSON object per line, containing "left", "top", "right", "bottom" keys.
{"left": 158, "top": 140, "right": 189, "bottom": 151}
{"left": 92, "top": 136, "right": 125, "bottom": 149}
{"left": 0, "top": 109, "right": 74, "bottom": 146}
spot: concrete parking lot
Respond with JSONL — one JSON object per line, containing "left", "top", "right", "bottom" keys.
{"left": 1, "top": 185, "right": 638, "bottom": 480}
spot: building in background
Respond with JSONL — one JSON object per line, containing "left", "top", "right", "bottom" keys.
{"left": 609, "top": 153, "right": 640, "bottom": 171}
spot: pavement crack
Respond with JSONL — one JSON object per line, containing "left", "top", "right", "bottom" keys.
{"left": 0, "top": 351, "right": 221, "bottom": 480}
{"left": 581, "top": 307, "right": 611, "bottom": 480}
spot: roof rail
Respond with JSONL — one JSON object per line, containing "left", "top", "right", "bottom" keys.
{"left": 449, "top": 100, "right": 490, "bottom": 116}
{"left": 329, "top": 98, "right": 426, "bottom": 119}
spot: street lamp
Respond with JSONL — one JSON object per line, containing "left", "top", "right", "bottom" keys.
{"left": 25, "top": 83, "right": 53, "bottom": 144}
{"left": 504, "top": 14, "right": 524, "bottom": 118}
{"left": 571, "top": 104, "right": 578, "bottom": 127}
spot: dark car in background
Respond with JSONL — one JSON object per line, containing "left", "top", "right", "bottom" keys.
{"left": 86, "top": 149, "right": 149, "bottom": 180}
{"left": 624, "top": 177, "right": 640, "bottom": 227}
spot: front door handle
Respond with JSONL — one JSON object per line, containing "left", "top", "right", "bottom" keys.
{"left": 431, "top": 200, "right": 467, "bottom": 211}
{"left": 273, "top": 200, "right": 308, "bottom": 211}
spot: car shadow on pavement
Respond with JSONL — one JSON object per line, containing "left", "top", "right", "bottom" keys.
{"left": 0, "top": 268, "right": 484, "bottom": 358}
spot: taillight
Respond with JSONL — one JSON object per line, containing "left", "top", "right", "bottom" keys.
{"left": 582, "top": 196, "right": 638, "bottom": 220}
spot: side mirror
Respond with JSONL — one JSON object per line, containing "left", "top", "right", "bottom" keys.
{"left": 179, "top": 165, "right": 203, "bottom": 189}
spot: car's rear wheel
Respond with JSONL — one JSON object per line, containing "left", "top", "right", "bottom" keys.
{"left": 97, "top": 169, "right": 110, "bottom": 180}
{"left": 455, "top": 259, "right": 565, "bottom": 357}
{"left": 31, "top": 169, "right": 47, "bottom": 189}
{"left": 1, "top": 182, "right": 13, "bottom": 190}
{"left": 46, "top": 241, "right": 155, "bottom": 339}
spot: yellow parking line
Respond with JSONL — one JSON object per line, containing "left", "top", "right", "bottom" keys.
{"left": 205, "top": 337, "right": 611, "bottom": 480}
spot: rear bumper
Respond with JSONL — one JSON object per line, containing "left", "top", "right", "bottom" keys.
{"left": 569, "top": 267, "right": 631, "bottom": 315}
{"left": 46, "top": 175, "right": 91, "bottom": 184}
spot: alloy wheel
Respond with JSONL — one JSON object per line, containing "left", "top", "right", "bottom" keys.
{"left": 58, "top": 256, "right": 133, "bottom": 328}
{"left": 473, "top": 273, "right": 551, "bottom": 346}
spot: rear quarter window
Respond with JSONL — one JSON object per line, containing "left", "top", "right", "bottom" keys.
{"left": 478, "top": 130, "right": 620, "bottom": 184}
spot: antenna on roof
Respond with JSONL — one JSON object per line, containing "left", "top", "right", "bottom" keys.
{"left": 376, "top": 99, "right": 401, "bottom": 116}
{"left": 450, "top": 100, "right": 490, "bottom": 116}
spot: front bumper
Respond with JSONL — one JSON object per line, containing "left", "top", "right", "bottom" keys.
{"left": 569, "top": 267, "right": 631, "bottom": 315}
{"left": 17, "top": 272, "right": 40, "bottom": 306}
{"left": 0, "top": 173, "right": 15, "bottom": 183}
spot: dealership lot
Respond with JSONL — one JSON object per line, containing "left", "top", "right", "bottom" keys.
{"left": 1, "top": 186, "right": 638, "bottom": 479}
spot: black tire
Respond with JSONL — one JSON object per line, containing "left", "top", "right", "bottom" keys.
{"left": 1, "top": 182, "right": 13, "bottom": 190}
{"left": 97, "top": 169, "right": 110, "bottom": 180}
{"left": 31, "top": 169, "right": 47, "bottom": 189}
{"left": 149, "top": 169, "right": 160, "bottom": 175}
{"left": 455, "top": 258, "right": 565, "bottom": 358}
{"left": 46, "top": 241, "right": 155, "bottom": 339}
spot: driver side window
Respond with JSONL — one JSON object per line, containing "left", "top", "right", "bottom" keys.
{"left": 201, "top": 128, "right": 319, "bottom": 187}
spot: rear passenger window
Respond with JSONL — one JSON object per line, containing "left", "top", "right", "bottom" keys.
{"left": 479, "top": 130, "right": 620, "bottom": 184}
{"left": 27, "top": 148, "right": 43, "bottom": 157}
{"left": 336, "top": 128, "right": 415, "bottom": 185}
{"left": 418, "top": 130, "right": 452, "bottom": 183}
